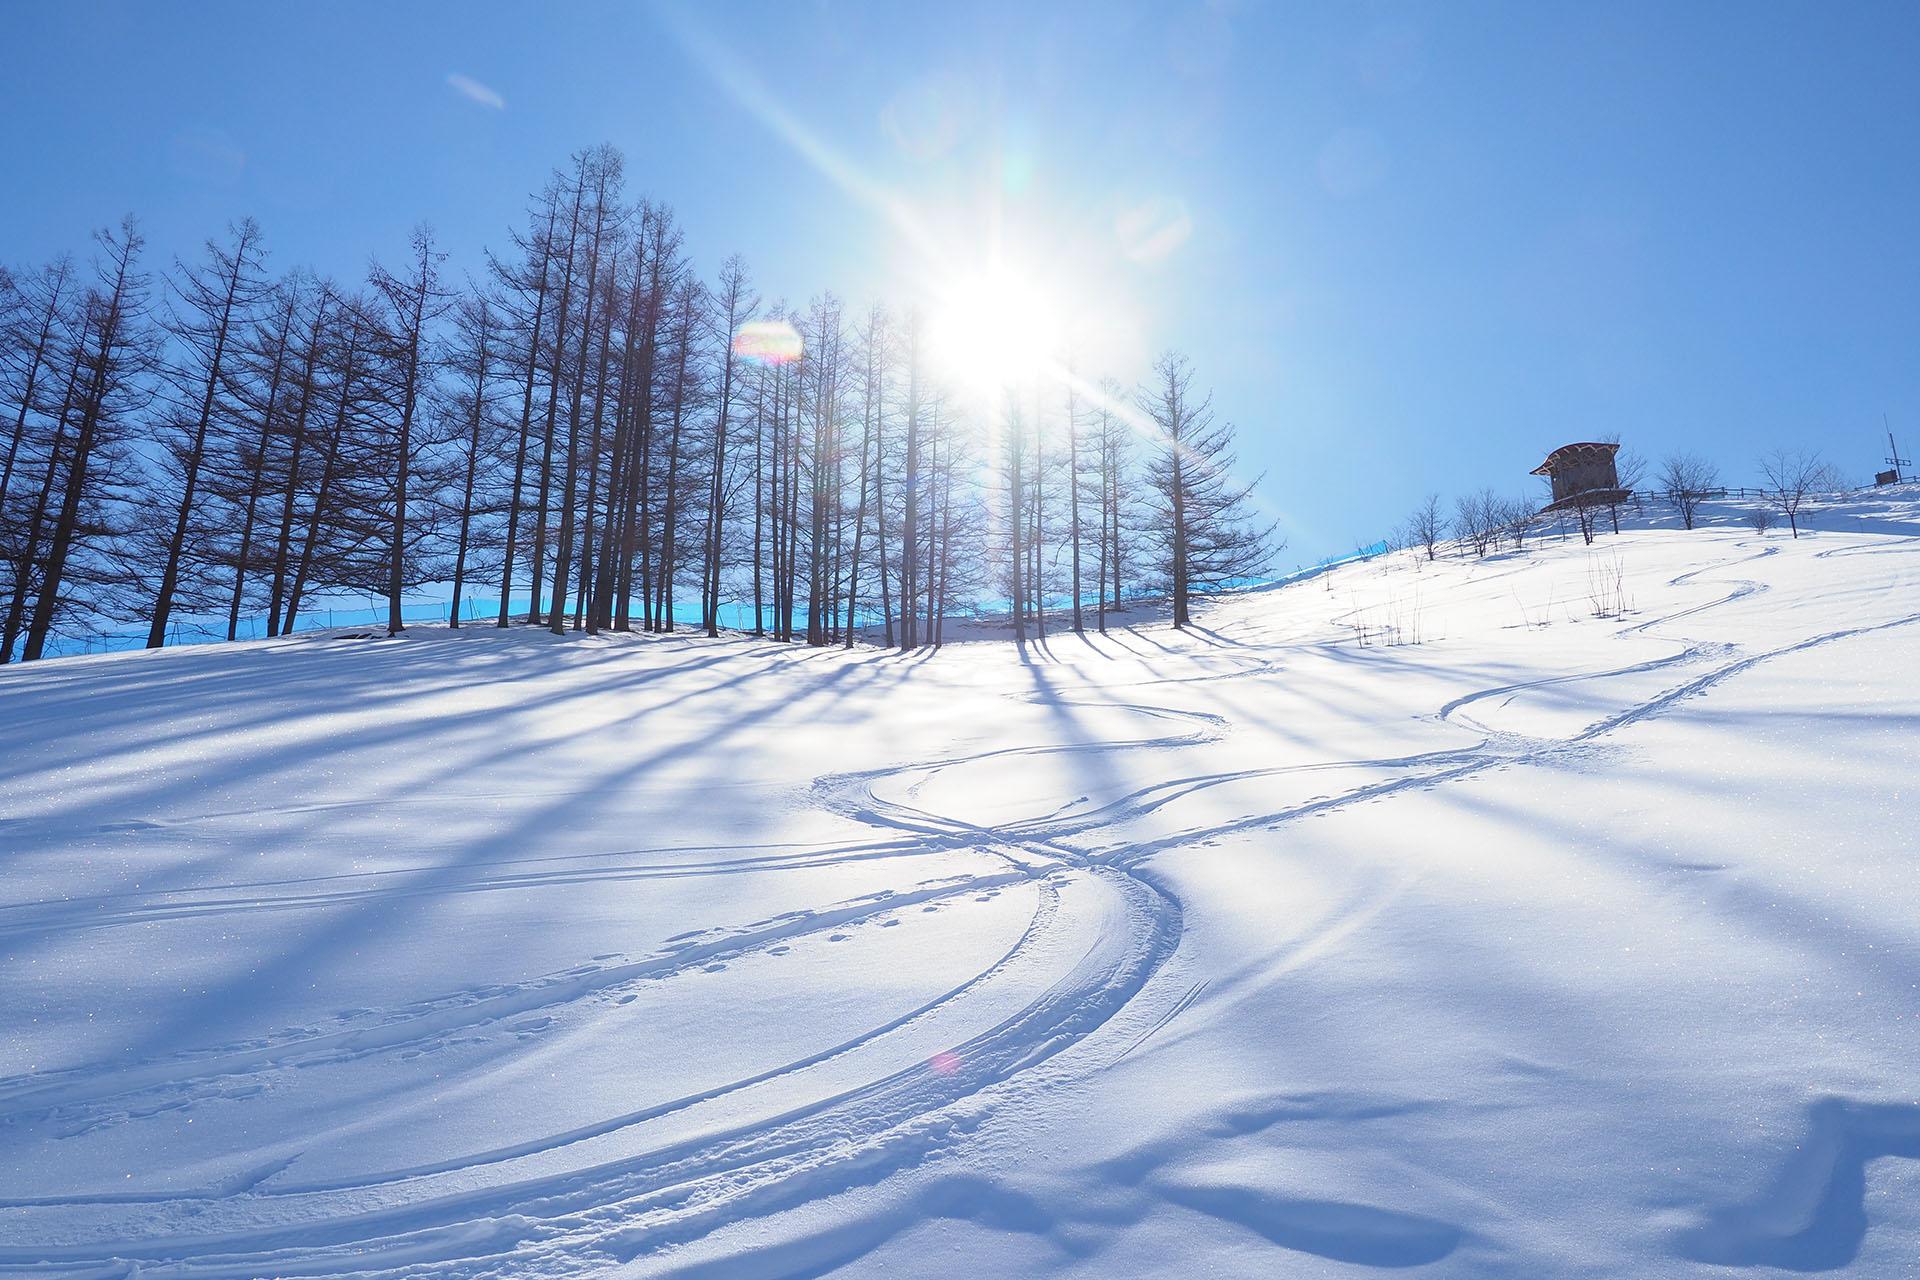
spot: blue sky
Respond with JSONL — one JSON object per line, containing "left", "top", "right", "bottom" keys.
{"left": 3, "top": 1, "right": 1916, "bottom": 564}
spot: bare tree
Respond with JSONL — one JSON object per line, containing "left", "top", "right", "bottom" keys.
{"left": 1064, "top": 372, "right": 1086, "bottom": 632}
{"left": 145, "top": 218, "right": 270, "bottom": 647}
{"left": 1744, "top": 507, "right": 1775, "bottom": 536}
{"left": 1599, "top": 432, "right": 1644, "bottom": 534}
{"left": 526, "top": 162, "right": 590, "bottom": 626}
{"left": 220, "top": 279, "right": 301, "bottom": 640}
{"left": 1572, "top": 497, "right": 1603, "bottom": 546}
{"left": 0, "top": 259, "right": 75, "bottom": 520}
{"left": 281, "top": 296, "right": 374, "bottom": 635}
{"left": 1453, "top": 489, "right": 1500, "bottom": 556}
{"left": 443, "top": 290, "right": 505, "bottom": 628}
{"left": 2, "top": 316, "right": 88, "bottom": 661}
{"left": 802, "top": 294, "right": 845, "bottom": 646}
{"left": 654, "top": 274, "right": 706, "bottom": 634}
{"left": 1090, "top": 380, "right": 1136, "bottom": 631}
{"left": 263, "top": 281, "right": 335, "bottom": 636}
{"left": 1402, "top": 493, "right": 1444, "bottom": 560}
{"left": 608, "top": 203, "right": 680, "bottom": 633}
{"left": 897, "top": 315, "right": 925, "bottom": 648}
{"left": 1137, "top": 352, "right": 1276, "bottom": 628}
{"left": 573, "top": 240, "right": 622, "bottom": 632}
{"left": 490, "top": 187, "right": 561, "bottom": 628}
{"left": 702, "top": 256, "right": 755, "bottom": 636}
{"left": 367, "top": 224, "right": 451, "bottom": 634}
{"left": 1001, "top": 391, "right": 1028, "bottom": 641}
{"left": 841, "top": 304, "right": 884, "bottom": 648}
{"left": 546, "top": 150, "right": 619, "bottom": 637}
{"left": 1658, "top": 453, "right": 1719, "bottom": 531}
{"left": 1027, "top": 380, "right": 1051, "bottom": 638}
{"left": 20, "top": 219, "right": 152, "bottom": 661}
{"left": 1496, "top": 495, "right": 1536, "bottom": 550}
{"left": 1757, "top": 449, "right": 1843, "bottom": 538}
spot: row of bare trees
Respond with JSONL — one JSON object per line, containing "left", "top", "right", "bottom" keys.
{"left": 1575, "top": 446, "right": 1844, "bottom": 541}
{"left": 0, "top": 145, "right": 1276, "bottom": 662}
{"left": 1395, "top": 447, "right": 1852, "bottom": 564}
{"left": 1659, "top": 449, "right": 1846, "bottom": 537}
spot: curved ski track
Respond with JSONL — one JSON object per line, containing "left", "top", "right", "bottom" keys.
{"left": 1, "top": 549, "right": 1915, "bottom": 1279}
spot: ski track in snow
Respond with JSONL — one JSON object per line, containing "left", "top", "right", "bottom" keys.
{"left": 3, "top": 524, "right": 1919, "bottom": 1277}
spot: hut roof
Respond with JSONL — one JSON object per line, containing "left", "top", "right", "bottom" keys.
{"left": 1531, "top": 440, "right": 1620, "bottom": 476}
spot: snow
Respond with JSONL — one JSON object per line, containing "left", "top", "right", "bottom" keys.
{"left": 1, "top": 490, "right": 1917, "bottom": 1278}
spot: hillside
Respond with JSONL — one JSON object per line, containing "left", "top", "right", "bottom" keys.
{"left": 1, "top": 490, "right": 1917, "bottom": 1278}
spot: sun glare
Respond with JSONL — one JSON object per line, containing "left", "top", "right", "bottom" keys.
{"left": 926, "top": 265, "right": 1060, "bottom": 397}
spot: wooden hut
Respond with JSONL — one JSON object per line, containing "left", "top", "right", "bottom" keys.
{"left": 1532, "top": 441, "right": 1629, "bottom": 510}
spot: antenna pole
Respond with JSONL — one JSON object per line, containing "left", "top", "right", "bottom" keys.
{"left": 1887, "top": 415, "right": 1912, "bottom": 483}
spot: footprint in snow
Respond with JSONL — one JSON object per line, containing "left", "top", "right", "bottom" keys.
{"left": 769, "top": 945, "right": 791, "bottom": 955}
{"left": 828, "top": 932, "right": 851, "bottom": 942}
{"left": 881, "top": 919, "right": 901, "bottom": 928}
{"left": 703, "top": 962, "right": 727, "bottom": 973}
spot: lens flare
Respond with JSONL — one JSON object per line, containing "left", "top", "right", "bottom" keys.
{"left": 732, "top": 319, "right": 803, "bottom": 366}
{"left": 1115, "top": 196, "right": 1193, "bottom": 263}
{"left": 926, "top": 265, "right": 1059, "bottom": 396}
{"left": 881, "top": 72, "right": 975, "bottom": 162}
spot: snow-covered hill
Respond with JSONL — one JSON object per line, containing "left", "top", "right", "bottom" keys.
{"left": 2, "top": 490, "right": 1917, "bottom": 1278}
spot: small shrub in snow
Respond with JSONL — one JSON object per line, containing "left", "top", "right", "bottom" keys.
{"left": 1587, "top": 552, "right": 1630, "bottom": 619}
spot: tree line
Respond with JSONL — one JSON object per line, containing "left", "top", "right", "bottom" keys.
{"left": 1396, "top": 442, "right": 1853, "bottom": 562}
{"left": 0, "top": 144, "right": 1275, "bottom": 662}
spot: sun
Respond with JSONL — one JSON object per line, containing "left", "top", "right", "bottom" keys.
{"left": 925, "top": 264, "right": 1060, "bottom": 397}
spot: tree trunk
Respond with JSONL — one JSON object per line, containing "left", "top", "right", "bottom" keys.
{"left": 284, "top": 319, "right": 361, "bottom": 635}
{"left": 898, "top": 325, "right": 921, "bottom": 649}
{"left": 1066, "top": 382, "right": 1083, "bottom": 632}
{"left": 225, "top": 295, "right": 297, "bottom": 640}
{"left": 450, "top": 301, "right": 492, "bottom": 630}
{"left": 550, "top": 195, "right": 608, "bottom": 638}
{"left": 1, "top": 344, "right": 83, "bottom": 663}
{"left": 575, "top": 267, "right": 615, "bottom": 631}
{"left": 25, "top": 228, "right": 141, "bottom": 662}
{"left": 0, "top": 261, "right": 70, "bottom": 518}
{"left": 149, "top": 230, "right": 259, "bottom": 648}
{"left": 266, "top": 295, "right": 327, "bottom": 636}
{"left": 528, "top": 175, "right": 587, "bottom": 624}
{"left": 497, "top": 205, "right": 556, "bottom": 627}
